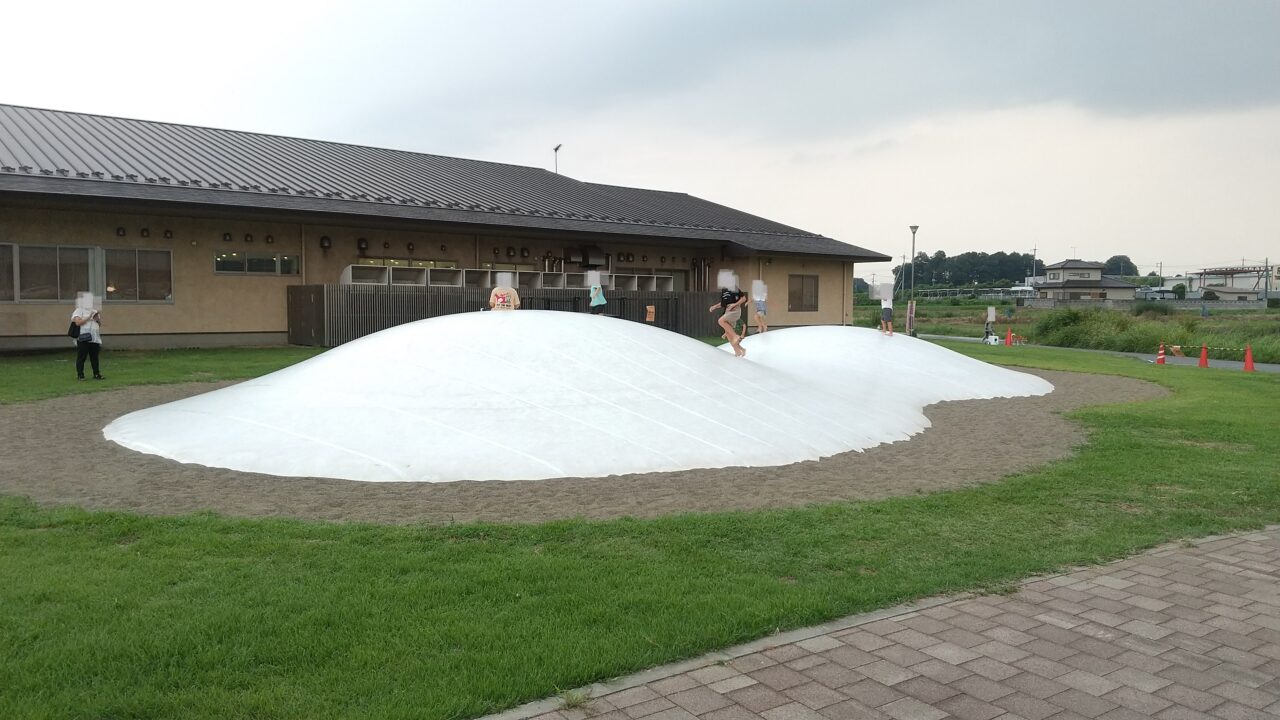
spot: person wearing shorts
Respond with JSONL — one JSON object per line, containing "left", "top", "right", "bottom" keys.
{"left": 753, "top": 299, "right": 768, "bottom": 334}
{"left": 710, "top": 286, "right": 748, "bottom": 356}
{"left": 880, "top": 297, "right": 894, "bottom": 336}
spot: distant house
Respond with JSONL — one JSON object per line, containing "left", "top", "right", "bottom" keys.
{"left": 1036, "top": 260, "right": 1138, "bottom": 301}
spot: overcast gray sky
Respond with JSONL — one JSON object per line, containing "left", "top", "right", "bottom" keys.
{"left": 7, "top": 0, "right": 1279, "bottom": 277}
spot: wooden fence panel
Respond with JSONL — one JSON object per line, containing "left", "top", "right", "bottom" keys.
{"left": 287, "top": 285, "right": 722, "bottom": 346}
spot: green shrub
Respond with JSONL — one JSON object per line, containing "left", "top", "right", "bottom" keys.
{"left": 1132, "top": 301, "right": 1172, "bottom": 317}
{"left": 1201, "top": 289, "right": 1219, "bottom": 301}
{"left": 1268, "top": 298, "right": 1279, "bottom": 309}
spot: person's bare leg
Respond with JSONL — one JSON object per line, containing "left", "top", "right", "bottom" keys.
{"left": 719, "top": 318, "right": 744, "bottom": 356}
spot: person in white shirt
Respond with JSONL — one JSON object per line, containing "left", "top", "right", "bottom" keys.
{"left": 70, "top": 305, "right": 105, "bottom": 380}
{"left": 879, "top": 296, "right": 894, "bottom": 336}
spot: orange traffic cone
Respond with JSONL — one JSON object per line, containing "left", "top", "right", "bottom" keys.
{"left": 1005, "top": 328, "right": 1013, "bottom": 347}
{"left": 1156, "top": 343, "right": 1166, "bottom": 365}
{"left": 1198, "top": 344, "right": 1209, "bottom": 368}
{"left": 1244, "top": 345, "right": 1255, "bottom": 373}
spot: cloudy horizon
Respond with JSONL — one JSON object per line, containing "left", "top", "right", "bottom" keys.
{"left": 6, "top": 0, "right": 1278, "bottom": 277}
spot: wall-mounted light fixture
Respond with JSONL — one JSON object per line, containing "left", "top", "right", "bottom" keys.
{"left": 222, "top": 233, "right": 233, "bottom": 242}
{"left": 319, "top": 236, "right": 333, "bottom": 249}
{"left": 506, "top": 246, "right": 516, "bottom": 257}
{"left": 116, "top": 227, "right": 126, "bottom": 237}
{"left": 493, "top": 247, "right": 501, "bottom": 256}
{"left": 626, "top": 253, "right": 635, "bottom": 262}
{"left": 264, "top": 235, "right": 274, "bottom": 244}
{"left": 163, "top": 230, "right": 173, "bottom": 239}
{"left": 520, "top": 247, "right": 530, "bottom": 258}
{"left": 660, "top": 256, "right": 666, "bottom": 264}
{"left": 641, "top": 255, "right": 647, "bottom": 262}
{"left": 140, "top": 228, "right": 150, "bottom": 238}
{"left": 407, "top": 242, "right": 415, "bottom": 253}
{"left": 244, "top": 233, "right": 253, "bottom": 243}
{"left": 357, "top": 238, "right": 369, "bottom": 251}
{"left": 440, "top": 244, "right": 447, "bottom": 252}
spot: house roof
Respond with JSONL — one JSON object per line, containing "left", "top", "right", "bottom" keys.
{"left": 1044, "top": 259, "right": 1105, "bottom": 269}
{"left": 0, "top": 104, "right": 889, "bottom": 262}
{"left": 1038, "top": 277, "right": 1138, "bottom": 289}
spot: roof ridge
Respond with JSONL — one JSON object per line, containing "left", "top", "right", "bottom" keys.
{"left": 0, "top": 102, "right": 558, "bottom": 176}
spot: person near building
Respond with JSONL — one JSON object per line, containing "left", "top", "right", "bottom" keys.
{"left": 589, "top": 282, "right": 607, "bottom": 315}
{"left": 880, "top": 295, "right": 894, "bottom": 336}
{"left": 70, "top": 304, "right": 105, "bottom": 380}
{"left": 710, "top": 282, "right": 748, "bottom": 357}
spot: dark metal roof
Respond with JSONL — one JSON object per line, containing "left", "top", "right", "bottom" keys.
{"left": 0, "top": 104, "right": 889, "bottom": 262}
{"left": 1044, "top": 259, "right": 1105, "bottom": 269}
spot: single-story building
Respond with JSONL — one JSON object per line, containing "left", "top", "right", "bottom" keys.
{"left": 0, "top": 104, "right": 889, "bottom": 350}
{"left": 1036, "top": 260, "right": 1138, "bottom": 301}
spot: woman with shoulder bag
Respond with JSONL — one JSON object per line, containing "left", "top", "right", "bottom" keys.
{"left": 70, "top": 305, "right": 104, "bottom": 381}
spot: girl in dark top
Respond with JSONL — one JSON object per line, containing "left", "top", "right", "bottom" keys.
{"left": 710, "top": 285, "right": 748, "bottom": 357}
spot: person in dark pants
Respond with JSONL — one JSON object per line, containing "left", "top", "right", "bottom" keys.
{"left": 71, "top": 305, "right": 104, "bottom": 380}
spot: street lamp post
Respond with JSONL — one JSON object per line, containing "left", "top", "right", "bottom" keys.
{"left": 908, "top": 225, "right": 919, "bottom": 336}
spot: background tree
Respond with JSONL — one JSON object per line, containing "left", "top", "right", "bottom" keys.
{"left": 1201, "top": 289, "right": 1219, "bottom": 301}
{"left": 1104, "top": 255, "right": 1138, "bottom": 276}
{"left": 887, "top": 250, "right": 1040, "bottom": 287}
{"left": 1172, "top": 283, "right": 1187, "bottom": 299}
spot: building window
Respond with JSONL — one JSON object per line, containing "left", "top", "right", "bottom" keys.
{"left": 0, "top": 244, "right": 13, "bottom": 301}
{"left": 108, "top": 248, "right": 172, "bottom": 302}
{"left": 1, "top": 245, "right": 170, "bottom": 302}
{"left": 138, "top": 250, "right": 174, "bottom": 301}
{"left": 16, "top": 245, "right": 90, "bottom": 301}
{"left": 246, "top": 254, "right": 279, "bottom": 274}
{"left": 1048, "top": 272, "right": 1060, "bottom": 280}
{"left": 788, "top": 274, "right": 819, "bottom": 312}
{"left": 1068, "top": 271, "right": 1090, "bottom": 278}
{"left": 215, "top": 252, "right": 300, "bottom": 275}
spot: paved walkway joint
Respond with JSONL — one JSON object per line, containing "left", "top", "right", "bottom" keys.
{"left": 484, "top": 527, "right": 1280, "bottom": 720}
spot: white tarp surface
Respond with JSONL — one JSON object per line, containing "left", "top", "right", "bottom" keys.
{"left": 104, "top": 312, "right": 1052, "bottom": 482}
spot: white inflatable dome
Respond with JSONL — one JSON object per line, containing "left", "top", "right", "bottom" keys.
{"left": 104, "top": 313, "right": 1051, "bottom": 482}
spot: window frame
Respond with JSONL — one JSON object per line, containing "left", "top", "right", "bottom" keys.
{"left": 213, "top": 251, "right": 301, "bottom": 277}
{"left": 0, "top": 243, "right": 13, "bottom": 302}
{"left": 105, "top": 247, "right": 174, "bottom": 304}
{"left": 788, "top": 274, "right": 820, "bottom": 312}
{"left": 9, "top": 243, "right": 98, "bottom": 303}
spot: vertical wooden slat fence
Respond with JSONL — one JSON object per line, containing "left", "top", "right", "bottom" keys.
{"left": 288, "top": 285, "right": 722, "bottom": 347}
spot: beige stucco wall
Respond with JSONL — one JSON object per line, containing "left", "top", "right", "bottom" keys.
{"left": 0, "top": 204, "right": 304, "bottom": 339}
{"left": 2, "top": 200, "right": 858, "bottom": 344}
{"left": 727, "top": 256, "right": 854, "bottom": 327}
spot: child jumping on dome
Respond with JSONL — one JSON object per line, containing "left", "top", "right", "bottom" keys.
{"left": 710, "top": 271, "right": 748, "bottom": 357}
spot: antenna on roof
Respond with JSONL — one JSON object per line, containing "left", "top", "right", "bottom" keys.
{"left": 553, "top": 144, "right": 562, "bottom": 174}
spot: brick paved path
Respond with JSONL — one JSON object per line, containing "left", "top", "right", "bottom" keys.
{"left": 488, "top": 528, "right": 1280, "bottom": 720}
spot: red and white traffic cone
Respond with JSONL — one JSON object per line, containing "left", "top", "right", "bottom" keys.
{"left": 1005, "top": 328, "right": 1013, "bottom": 347}
{"left": 1156, "top": 343, "right": 1166, "bottom": 365}
{"left": 1244, "top": 345, "right": 1256, "bottom": 373}
{"left": 1198, "top": 344, "right": 1209, "bottom": 368}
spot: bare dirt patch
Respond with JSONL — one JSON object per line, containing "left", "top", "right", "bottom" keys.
{"left": 0, "top": 369, "right": 1164, "bottom": 525}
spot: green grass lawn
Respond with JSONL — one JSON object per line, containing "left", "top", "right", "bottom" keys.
{"left": 0, "top": 346, "right": 325, "bottom": 404}
{"left": 2, "top": 344, "right": 1279, "bottom": 719}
